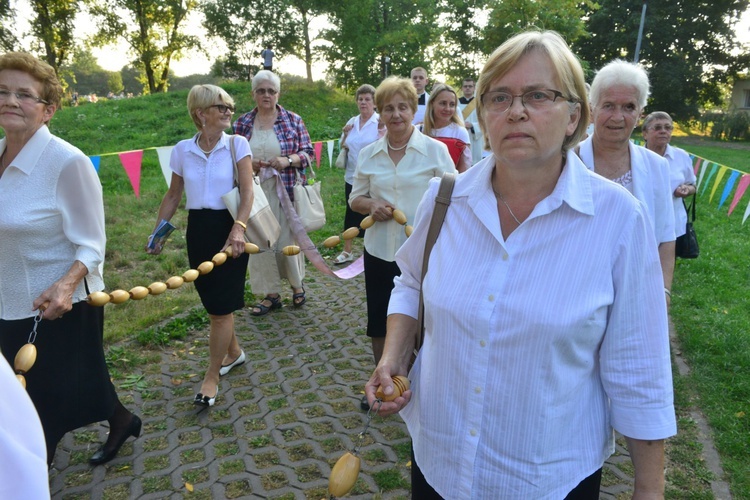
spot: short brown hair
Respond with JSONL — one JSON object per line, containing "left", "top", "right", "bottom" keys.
{"left": 0, "top": 52, "right": 62, "bottom": 109}
{"left": 374, "top": 76, "right": 418, "bottom": 115}
{"left": 187, "top": 84, "right": 235, "bottom": 130}
{"left": 355, "top": 84, "right": 376, "bottom": 100}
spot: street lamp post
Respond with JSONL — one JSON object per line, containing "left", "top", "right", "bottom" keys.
{"left": 634, "top": 0, "right": 648, "bottom": 63}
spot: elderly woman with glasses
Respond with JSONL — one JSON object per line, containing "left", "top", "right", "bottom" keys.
{"left": 366, "top": 31, "right": 676, "bottom": 498}
{"left": 642, "top": 111, "right": 697, "bottom": 247}
{"left": 149, "top": 84, "right": 254, "bottom": 408}
{"left": 234, "top": 70, "right": 314, "bottom": 316}
{"left": 0, "top": 52, "right": 141, "bottom": 466}
{"left": 576, "top": 60, "right": 676, "bottom": 305}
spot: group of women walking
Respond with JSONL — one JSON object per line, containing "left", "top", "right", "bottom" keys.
{"left": 1, "top": 28, "right": 692, "bottom": 498}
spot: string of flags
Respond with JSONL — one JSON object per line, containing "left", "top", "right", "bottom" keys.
{"left": 91, "top": 139, "right": 750, "bottom": 224}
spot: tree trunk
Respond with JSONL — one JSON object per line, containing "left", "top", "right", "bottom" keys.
{"left": 301, "top": 10, "right": 313, "bottom": 83}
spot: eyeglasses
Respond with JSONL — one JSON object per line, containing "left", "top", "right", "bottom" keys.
{"left": 649, "top": 124, "right": 673, "bottom": 132}
{"left": 0, "top": 89, "right": 49, "bottom": 105}
{"left": 481, "top": 89, "right": 573, "bottom": 113}
{"left": 209, "top": 104, "right": 235, "bottom": 114}
{"left": 254, "top": 88, "right": 278, "bottom": 96}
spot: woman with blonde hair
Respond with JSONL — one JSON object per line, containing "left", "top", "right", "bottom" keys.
{"left": 421, "top": 83, "right": 471, "bottom": 172}
{"left": 149, "top": 84, "right": 254, "bottom": 408}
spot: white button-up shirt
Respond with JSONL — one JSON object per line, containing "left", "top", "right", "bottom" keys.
{"left": 349, "top": 129, "right": 455, "bottom": 262}
{"left": 664, "top": 144, "right": 697, "bottom": 237}
{"left": 389, "top": 152, "right": 677, "bottom": 499}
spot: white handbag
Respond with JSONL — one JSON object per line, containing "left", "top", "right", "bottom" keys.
{"left": 293, "top": 169, "right": 326, "bottom": 232}
{"left": 222, "top": 136, "right": 281, "bottom": 248}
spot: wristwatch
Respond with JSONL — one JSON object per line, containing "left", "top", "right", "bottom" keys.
{"left": 286, "top": 156, "right": 293, "bottom": 167}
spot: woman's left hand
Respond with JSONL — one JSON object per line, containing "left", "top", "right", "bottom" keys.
{"left": 674, "top": 184, "right": 694, "bottom": 198}
{"left": 33, "top": 281, "right": 75, "bottom": 320}
{"left": 268, "top": 156, "right": 292, "bottom": 171}
{"left": 225, "top": 224, "right": 247, "bottom": 259}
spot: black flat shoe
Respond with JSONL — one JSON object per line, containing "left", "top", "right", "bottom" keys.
{"left": 89, "top": 415, "right": 142, "bottom": 465}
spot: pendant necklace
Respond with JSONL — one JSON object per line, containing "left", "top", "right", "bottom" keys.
{"left": 495, "top": 190, "right": 522, "bottom": 226}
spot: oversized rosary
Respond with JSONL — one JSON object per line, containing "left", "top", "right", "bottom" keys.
{"left": 84, "top": 210, "right": 412, "bottom": 307}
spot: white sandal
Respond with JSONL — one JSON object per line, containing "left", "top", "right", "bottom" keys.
{"left": 333, "top": 251, "right": 353, "bottom": 264}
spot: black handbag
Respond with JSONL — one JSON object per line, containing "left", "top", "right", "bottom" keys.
{"left": 675, "top": 193, "right": 699, "bottom": 259}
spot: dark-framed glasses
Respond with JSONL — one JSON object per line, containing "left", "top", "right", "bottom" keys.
{"left": 481, "top": 89, "right": 573, "bottom": 113}
{"left": 0, "top": 89, "right": 49, "bottom": 105}
{"left": 209, "top": 104, "right": 235, "bottom": 114}
{"left": 254, "top": 88, "right": 278, "bottom": 96}
{"left": 650, "top": 124, "right": 673, "bottom": 132}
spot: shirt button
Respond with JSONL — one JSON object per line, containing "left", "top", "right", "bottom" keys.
{"left": 480, "top": 340, "right": 486, "bottom": 347}
{"left": 502, "top": 253, "right": 509, "bottom": 261}
{"left": 475, "top": 387, "right": 481, "bottom": 394}
{"left": 488, "top": 294, "right": 495, "bottom": 302}
{"left": 470, "top": 429, "right": 477, "bottom": 437}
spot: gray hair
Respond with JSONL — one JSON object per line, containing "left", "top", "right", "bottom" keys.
{"left": 642, "top": 111, "right": 672, "bottom": 131}
{"left": 252, "top": 70, "right": 281, "bottom": 93}
{"left": 590, "top": 59, "right": 650, "bottom": 109}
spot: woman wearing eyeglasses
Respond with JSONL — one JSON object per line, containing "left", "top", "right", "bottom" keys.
{"left": 149, "top": 84, "right": 254, "bottom": 408}
{"left": 366, "top": 31, "right": 676, "bottom": 498}
{"left": 642, "top": 111, "right": 696, "bottom": 246}
{"left": 0, "top": 52, "right": 140, "bottom": 467}
{"left": 233, "top": 70, "right": 314, "bottom": 316}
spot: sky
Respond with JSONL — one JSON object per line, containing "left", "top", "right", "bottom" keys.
{"left": 10, "top": 2, "right": 750, "bottom": 79}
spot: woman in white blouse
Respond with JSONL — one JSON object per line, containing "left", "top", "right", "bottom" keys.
{"left": 149, "top": 85, "right": 254, "bottom": 408}
{"left": 350, "top": 76, "right": 455, "bottom": 410}
{"left": 0, "top": 52, "right": 140, "bottom": 466}
{"left": 365, "top": 31, "right": 676, "bottom": 498}
{"left": 334, "top": 84, "right": 383, "bottom": 264}
{"left": 421, "top": 82, "right": 472, "bottom": 173}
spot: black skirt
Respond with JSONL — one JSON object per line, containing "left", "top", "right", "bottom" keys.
{"left": 344, "top": 182, "right": 366, "bottom": 237}
{"left": 363, "top": 249, "right": 401, "bottom": 338}
{"left": 187, "top": 209, "right": 249, "bottom": 315}
{"left": 0, "top": 302, "right": 117, "bottom": 455}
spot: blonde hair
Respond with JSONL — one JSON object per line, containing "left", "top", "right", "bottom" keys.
{"left": 374, "top": 76, "right": 418, "bottom": 115}
{"left": 476, "top": 30, "right": 588, "bottom": 153}
{"left": 422, "top": 83, "right": 464, "bottom": 136}
{"left": 186, "top": 84, "right": 235, "bottom": 130}
{"left": 0, "top": 52, "right": 62, "bottom": 109}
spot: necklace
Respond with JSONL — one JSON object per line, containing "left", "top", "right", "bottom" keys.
{"left": 387, "top": 139, "right": 408, "bottom": 151}
{"left": 197, "top": 133, "right": 220, "bottom": 155}
{"left": 492, "top": 187, "right": 522, "bottom": 226}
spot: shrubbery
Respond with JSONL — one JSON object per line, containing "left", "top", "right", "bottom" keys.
{"left": 699, "top": 109, "right": 750, "bottom": 141}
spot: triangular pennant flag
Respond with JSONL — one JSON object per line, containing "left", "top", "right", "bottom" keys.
{"left": 708, "top": 165, "right": 727, "bottom": 203}
{"left": 155, "top": 146, "right": 174, "bottom": 187}
{"left": 728, "top": 174, "right": 750, "bottom": 216}
{"left": 693, "top": 156, "right": 701, "bottom": 176}
{"left": 718, "top": 170, "right": 740, "bottom": 208}
{"left": 700, "top": 163, "right": 718, "bottom": 196}
{"left": 327, "top": 140, "right": 334, "bottom": 168}
{"left": 118, "top": 150, "right": 143, "bottom": 198}
{"left": 697, "top": 159, "right": 711, "bottom": 189}
{"left": 743, "top": 198, "right": 750, "bottom": 224}
{"left": 89, "top": 155, "right": 101, "bottom": 173}
{"left": 313, "top": 141, "right": 323, "bottom": 168}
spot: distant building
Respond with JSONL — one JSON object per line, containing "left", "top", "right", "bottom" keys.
{"left": 730, "top": 78, "right": 750, "bottom": 113}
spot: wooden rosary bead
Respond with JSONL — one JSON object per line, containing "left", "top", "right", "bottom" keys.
{"left": 87, "top": 291, "right": 111, "bottom": 306}
{"left": 197, "top": 261, "right": 214, "bottom": 275}
{"left": 342, "top": 227, "right": 360, "bottom": 240}
{"left": 16, "top": 374, "right": 26, "bottom": 388}
{"left": 282, "top": 245, "right": 301, "bottom": 256}
{"left": 323, "top": 235, "right": 341, "bottom": 248}
{"left": 375, "top": 375, "right": 410, "bottom": 402}
{"left": 129, "top": 286, "right": 150, "bottom": 300}
{"left": 148, "top": 282, "right": 168, "bottom": 295}
{"left": 14, "top": 343, "right": 37, "bottom": 375}
{"left": 109, "top": 289, "right": 130, "bottom": 304}
{"left": 245, "top": 242, "right": 260, "bottom": 254}
{"left": 328, "top": 451, "right": 361, "bottom": 497}
{"left": 212, "top": 252, "right": 228, "bottom": 266}
{"left": 404, "top": 225, "right": 413, "bottom": 237}
{"left": 392, "top": 209, "right": 407, "bottom": 225}
{"left": 360, "top": 215, "right": 375, "bottom": 229}
{"left": 182, "top": 269, "right": 200, "bottom": 282}
{"left": 166, "top": 276, "right": 184, "bottom": 289}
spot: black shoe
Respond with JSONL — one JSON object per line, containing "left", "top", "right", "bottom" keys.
{"left": 360, "top": 395, "right": 370, "bottom": 411}
{"left": 250, "top": 295, "right": 282, "bottom": 316}
{"left": 89, "top": 415, "right": 142, "bottom": 465}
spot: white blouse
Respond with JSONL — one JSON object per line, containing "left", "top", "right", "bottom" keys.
{"left": 0, "top": 126, "right": 105, "bottom": 320}
{"left": 170, "top": 133, "right": 252, "bottom": 210}
{"left": 342, "top": 112, "right": 380, "bottom": 185}
{"left": 664, "top": 144, "right": 697, "bottom": 237}
{"left": 390, "top": 152, "right": 676, "bottom": 498}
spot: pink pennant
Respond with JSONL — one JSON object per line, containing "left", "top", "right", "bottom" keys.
{"left": 118, "top": 150, "right": 143, "bottom": 198}
{"left": 313, "top": 141, "right": 323, "bottom": 168}
{"left": 693, "top": 156, "right": 701, "bottom": 175}
{"left": 728, "top": 174, "right": 750, "bottom": 216}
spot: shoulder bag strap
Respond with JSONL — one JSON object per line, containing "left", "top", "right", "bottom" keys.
{"left": 414, "top": 172, "right": 456, "bottom": 353}
{"left": 229, "top": 134, "right": 239, "bottom": 187}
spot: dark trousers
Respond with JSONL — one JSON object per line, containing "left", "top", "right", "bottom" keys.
{"left": 411, "top": 449, "right": 602, "bottom": 499}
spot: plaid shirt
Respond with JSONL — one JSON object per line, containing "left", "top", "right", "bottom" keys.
{"left": 233, "top": 105, "right": 314, "bottom": 200}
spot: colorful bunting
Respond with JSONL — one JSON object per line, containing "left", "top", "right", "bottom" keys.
{"left": 155, "top": 146, "right": 174, "bottom": 187}
{"left": 313, "top": 141, "right": 323, "bottom": 168}
{"left": 118, "top": 150, "right": 143, "bottom": 198}
{"left": 728, "top": 174, "right": 750, "bottom": 216}
{"left": 327, "top": 140, "right": 334, "bottom": 168}
{"left": 718, "top": 170, "right": 740, "bottom": 209}
{"left": 89, "top": 156, "right": 101, "bottom": 172}
{"left": 708, "top": 166, "right": 728, "bottom": 203}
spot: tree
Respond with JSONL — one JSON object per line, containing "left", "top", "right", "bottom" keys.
{"left": 88, "top": 0, "right": 201, "bottom": 93}
{"left": 429, "top": 0, "right": 488, "bottom": 85}
{"left": 0, "top": 0, "right": 19, "bottom": 52}
{"left": 575, "top": 0, "right": 750, "bottom": 119}
{"left": 28, "top": 0, "right": 78, "bottom": 75}
{"left": 320, "top": 0, "right": 442, "bottom": 90}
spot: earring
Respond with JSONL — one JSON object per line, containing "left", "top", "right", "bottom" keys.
{"left": 202, "top": 121, "right": 206, "bottom": 128}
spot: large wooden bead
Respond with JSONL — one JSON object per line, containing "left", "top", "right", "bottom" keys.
{"left": 328, "top": 451, "right": 361, "bottom": 497}
{"left": 404, "top": 225, "right": 413, "bottom": 237}
{"left": 245, "top": 242, "right": 260, "bottom": 254}
{"left": 16, "top": 374, "right": 26, "bottom": 389}
{"left": 342, "top": 227, "right": 360, "bottom": 240}
{"left": 109, "top": 289, "right": 130, "bottom": 304}
{"left": 360, "top": 215, "right": 375, "bottom": 229}
{"left": 375, "top": 375, "right": 410, "bottom": 402}
{"left": 87, "top": 291, "right": 111, "bottom": 307}
{"left": 197, "top": 261, "right": 214, "bottom": 275}
{"left": 282, "top": 245, "right": 301, "bottom": 256}
{"left": 212, "top": 252, "right": 228, "bottom": 266}
{"left": 392, "top": 209, "right": 407, "bottom": 225}
{"left": 323, "top": 235, "right": 341, "bottom": 248}
{"left": 129, "top": 286, "right": 150, "bottom": 300}
{"left": 148, "top": 282, "right": 168, "bottom": 295}
{"left": 182, "top": 269, "right": 200, "bottom": 282}
{"left": 166, "top": 276, "right": 184, "bottom": 289}
{"left": 14, "top": 343, "right": 37, "bottom": 374}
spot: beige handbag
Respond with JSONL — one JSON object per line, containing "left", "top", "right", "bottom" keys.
{"left": 335, "top": 147, "right": 348, "bottom": 169}
{"left": 222, "top": 136, "right": 280, "bottom": 248}
{"left": 293, "top": 169, "right": 326, "bottom": 232}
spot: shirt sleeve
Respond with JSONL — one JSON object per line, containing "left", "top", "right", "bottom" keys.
{"left": 654, "top": 156, "right": 676, "bottom": 243}
{"left": 234, "top": 135, "right": 252, "bottom": 161}
{"left": 56, "top": 155, "right": 106, "bottom": 275}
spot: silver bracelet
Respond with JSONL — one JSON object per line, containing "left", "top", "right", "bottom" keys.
{"left": 664, "top": 287, "right": 672, "bottom": 298}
